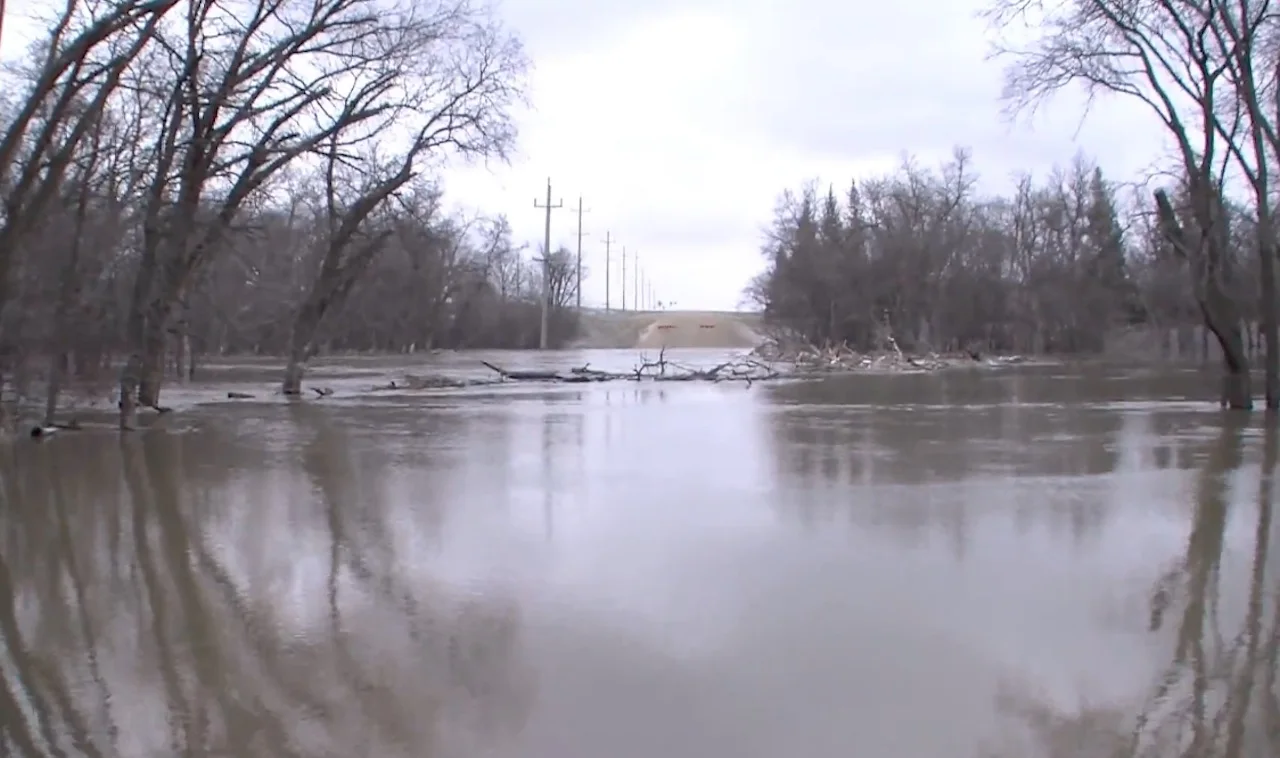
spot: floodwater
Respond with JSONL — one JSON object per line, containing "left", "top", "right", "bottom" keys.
{"left": 1, "top": 350, "right": 1277, "bottom": 758}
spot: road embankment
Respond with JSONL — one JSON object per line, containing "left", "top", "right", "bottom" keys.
{"left": 572, "top": 310, "right": 765, "bottom": 349}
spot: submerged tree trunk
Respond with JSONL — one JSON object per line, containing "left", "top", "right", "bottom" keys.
{"left": 1155, "top": 188, "right": 1252, "bottom": 410}
{"left": 281, "top": 355, "right": 306, "bottom": 396}
{"left": 281, "top": 340, "right": 312, "bottom": 396}
{"left": 282, "top": 234, "right": 383, "bottom": 394}
{"left": 46, "top": 240, "right": 88, "bottom": 427}
{"left": 43, "top": 354, "right": 67, "bottom": 428}
{"left": 282, "top": 301, "right": 323, "bottom": 396}
{"left": 1256, "top": 233, "right": 1279, "bottom": 410}
{"left": 119, "top": 276, "right": 174, "bottom": 428}
{"left": 172, "top": 328, "right": 193, "bottom": 383}
{"left": 138, "top": 308, "right": 169, "bottom": 407}
{"left": 118, "top": 353, "right": 141, "bottom": 430}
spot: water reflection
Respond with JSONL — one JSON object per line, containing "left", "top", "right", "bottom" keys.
{"left": 988, "top": 419, "right": 1280, "bottom": 758}
{"left": 0, "top": 425, "right": 531, "bottom": 757}
{"left": 764, "top": 371, "right": 1222, "bottom": 552}
{"left": 1, "top": 363, "right": 1277, "bottom": 758}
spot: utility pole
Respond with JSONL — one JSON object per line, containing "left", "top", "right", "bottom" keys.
{"left": 638, "top": 267, "right": 644, "bottom": 311}
{"left": 603, "top": 231, "right": 613, "bottom": 310}
{"left": 621, "top": 247, "right": 627, "bottom": 311}
{"left": 570, "top": 199, "right": 588, "bottom": 312}
{"left": 632, "top": 253, "right": 640, "bottom": 311}
{"left": 534, "top": 178, "right": 562, "bottom": 349}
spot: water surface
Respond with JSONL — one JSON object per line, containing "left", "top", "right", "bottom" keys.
{"left": 1, "top": 357, "right": 1276, "bottom": 757}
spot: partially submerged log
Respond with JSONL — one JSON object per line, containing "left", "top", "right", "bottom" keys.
{"left": 371, "top": 375, "right": 488, "bottom": 391}
{"left": 481, "top": 362, "right": 565, "bottom": 381}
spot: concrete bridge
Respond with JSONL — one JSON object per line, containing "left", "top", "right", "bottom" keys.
{"left": 572, "top": 309, "right": 766, "bottom": 349}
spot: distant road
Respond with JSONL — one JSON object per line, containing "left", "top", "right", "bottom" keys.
{"left": 572, "top": 309, "right": 766, "bottom": 349}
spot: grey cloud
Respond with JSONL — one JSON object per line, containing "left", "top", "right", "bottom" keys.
{"left": 698, "top": 1, "right": 1160, "bottom": 183}
{"left": 725, "top": 11, "right": 1005, "bottom": 157}
{"left": 538, "top": 204, "right": 759, "bottom": 263}
{"left": 605, "top": 206, "right": 760, "bottom": 254}
{"left": 495, "top": 0, "right": 710, "bottom": 56}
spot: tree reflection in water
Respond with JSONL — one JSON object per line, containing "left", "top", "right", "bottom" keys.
{"left": 0, "top": 420, "right": 532, "bottom": 757}
{"left": 986, "top": 419, "right": 1279, "bottom": 758}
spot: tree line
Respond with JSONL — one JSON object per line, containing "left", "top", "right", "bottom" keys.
{"left": 753, "top": 0, "right": 1280, "bottom": 411}
{"left": 747, "top": 151, "right": 1154, "bottom": 355}
{"left": 0, "top": 0, "right": 582, "bottom": 430}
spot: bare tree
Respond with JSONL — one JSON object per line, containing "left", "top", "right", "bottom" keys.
{"left": 982, "top": 0, "right": 1279, "bottom": 408}
{"left": 0, "top": 1, "right": 579, "bottom": 427}
{"left": 112, "top": 0, "right": 520, "bottom": 426}
{"left": 0, "top": 0, "right": 175, "bottom": 422}
{"left": 279, "top": 2, "right": 526, "bottom": 394}
{"left": 545, "top": 245, "right": 580, "bottom": 310}
{"left": 752, "top": 152, "right": 1153, "bottom": 358}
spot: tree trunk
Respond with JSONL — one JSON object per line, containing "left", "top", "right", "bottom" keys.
{"left": 138, "top": 317, "right": 167, "bottom": 407}
{"left": 173, "top": 331, "right": 188, "bottom": 383}
{"left": 43, "top": 353, "right": 67, "bottom": 428}
{"left": 46, "top": 173, "right": 92, "bottom": 425}
{"left": 282, "top": 305, "right": 321, "bottom": 395}
{"left": 1155, "top": 188, "right": 1252, "bottom": 410}
{"left": 118, "top": 353, "right": 141, "bottom": 430}
{"left": 282, "top": 352, "right": 306, "bottom": 396}
{"left": 1198, "top": 265, "right": 1252, "bottom": 410}
{"left": 119, "top": 288, "right": 174, "bottom": 427}
{"left": 1257, "top": 236, "right": 1279, "bottom": 410}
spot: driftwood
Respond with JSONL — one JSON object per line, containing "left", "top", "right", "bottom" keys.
{"left": 481, "top": 347, "right": 782, "bottom": 385}
{"left": 371, "top": 375, "right": 486, "bottom": 391}
{"left": 750, "top": 336, "right": 1024, "bottom": 373}
{"left": 30, "top": 420, "right": 83, "bottom": 438}
{"left": 355, "top": 340, "right": 1029, "bottom": 398}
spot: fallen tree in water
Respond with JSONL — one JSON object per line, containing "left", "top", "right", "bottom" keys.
{"left": 360, "top": 339, "right": 1025, "bottom": 396}
{"left": 482, "top": 348, "right": 781, "bottom": 384}
{"left": 363, "top": 348, "right": 783, "bottom": 392}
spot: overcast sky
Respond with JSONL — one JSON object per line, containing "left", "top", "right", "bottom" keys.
{"left": 445, "top": 0, "right": 1173, "bottom": 310}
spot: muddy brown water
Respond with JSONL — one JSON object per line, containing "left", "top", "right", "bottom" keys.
{"left": 1, "top": 351, "right": 1277, "bottom": 757}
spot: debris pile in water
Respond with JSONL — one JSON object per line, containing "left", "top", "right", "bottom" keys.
{"left": 749, "top": 337, "right": 1024, "bottom": 373}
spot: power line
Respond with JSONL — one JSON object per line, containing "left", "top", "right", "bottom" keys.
{"left": 533, "top": 178, "right": 562, "bottom": 349}
{"left": 603, "top": 231, "right": 613, "bottom": 311}
{"left": 570, "top": 196, "right": 589, "bottom": 310}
